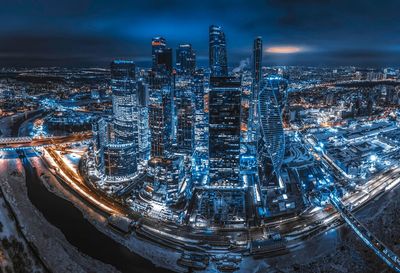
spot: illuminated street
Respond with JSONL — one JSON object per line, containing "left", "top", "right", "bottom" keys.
{"left": 1, "top": 1, "right": 400, "bottom": 272}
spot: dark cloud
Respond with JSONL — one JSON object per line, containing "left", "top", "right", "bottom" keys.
{"left": 0, "top": 0, "right": 399, "bottom": 67}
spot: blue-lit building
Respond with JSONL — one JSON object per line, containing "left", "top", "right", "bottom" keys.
{"left": 149, "top": 85, "right": 173, "bottom": 158}
{"left": 151, "top": 37, "right": 166, "bottom": 69}
{"left": 176, "top": 43, "right": 196, "bottom": 75}
{"left": 175, "top": 77, "right": 195, "bottom": 154}
{"left": 92, "top": 60, "right": 139, "bottom": 178}
{"left": 152, "top": 37, "right": 173, "bottom": 74}
{"left": 145, "top": 155, "right": 185, "bottom": 205}
{"left": 103, "top": 142, "right": 137, "bottom": 177}
{"left": 209, "top": 25, "right": 228, "bottom": 77}
{"left": 136, "top": 79, "right": 150, "bottom": 160}
{"left": 110, "top": 60, "right": 138, "bottom": 145}
{"left": 258, "top": 75, "right": 287, "bottom": 188}
{"left": 92, "top": 118, "right": 138, "bottom": 178}
{"left": 92, "top": 118, "right": 107, "bottom": 172}
{"left": 248, "top": 37, "right": 263, "bottom": 142}
{"left": 208, "top": 77, "right": 242, "bottom": 187}
{"left": 252, "top": 37, "right": 263, "bottom": 86}
{"left": 192, "top": 70, "right": 207, "bottom": 147}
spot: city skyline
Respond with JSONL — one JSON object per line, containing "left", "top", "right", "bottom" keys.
{"left": 1, "top": 0, "right": 400, "bottom": 67}
{"left": 1, "top": 2, "right": 400, "bottom": 273}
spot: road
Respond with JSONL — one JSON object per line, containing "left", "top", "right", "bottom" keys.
{"left": 0, "top": 132, "right": 92, "bottom": 150}
{"left": 9, "top": 135, "right": 399, "bottom": 271}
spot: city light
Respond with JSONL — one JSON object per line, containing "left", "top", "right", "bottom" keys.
{"left": 0, "top": 6, "right": 399, "bottom": 273}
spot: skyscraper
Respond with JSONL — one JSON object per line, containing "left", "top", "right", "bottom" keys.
{"left": 252, "top": 37, "right": 263, "bottom": 86}
{"left": 136, "top": 79, "right": 150, "bottom": 160}
{"left": 149, "top": 85, "right": 173, "bottom": 158}
{"left": 108, "top": 60, "right": 138, "bottom": 177}
{"left": 208, "top": 77, "right": 242, "bottom": 187}
{"left": 152, "top": 37, "right": 172, "bottom": 74}
{"left": 209, "top": 25, "right": 228, "bottom": 77}
{"left": 175, "top": 77, "right": 195, "bottom": 154}
{"left": 249, "top": 37, "right": 263, "bottom": 142}
{"left": 110, "top": 60, "right": 138, "bottom": 144}
{"left": 176, "top": 43, "right": 196, "bottom": 75}
{"left": 258, "top": 75, "right": 287, "bottom": 188}
{"left": 152, "top": 36, "right": 166, "bottom": 69}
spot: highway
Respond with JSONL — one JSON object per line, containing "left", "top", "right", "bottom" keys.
{"left": 14, "top": 134, "right": 399, "bottom": 271}
{"left": 0, "top": 132, "right": 92, "bottom": 150}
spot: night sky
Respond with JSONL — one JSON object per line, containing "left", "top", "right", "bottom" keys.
{"left": 1, "top": 0, "right": 399, "bottom": 68}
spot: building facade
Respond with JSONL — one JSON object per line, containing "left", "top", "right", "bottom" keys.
{"left": 208, "top": 77, "right": 242, "bottom": 187}
{"left": 176, "top": 43, "right": 196, "bottom": 75}
{"left": 209, "top": 25, "right": 228, "bottom": 77}
{"left": 258, "top": 75, "right": 287, "bottom": 188}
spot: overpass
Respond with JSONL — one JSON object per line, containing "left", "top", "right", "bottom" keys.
{"left": 0, "top": 132, "right": 92, "bottom": 151}
{"left": 331, "top": 195, "right": 400, "bottom": 272}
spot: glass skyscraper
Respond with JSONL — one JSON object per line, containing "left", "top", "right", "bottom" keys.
{"left": 175, "top": 77, "right": 195, "bottom": 154}
{"left": 252, "top": 37, "right": 263, "bottom": 86}
{"left": 258, "top": 75, "right": 287, "bottom": 188}
{"left": 152, "top": 37, "right": 172, "bottom": 74}
{"left": 136, "top": 79, "right": 150, "bottom": 160}
{"left": 209, "top": 25, "right": 228, "bottom": 77}
{"left": 108, "top": 60, "right": 138, "bottom": 177}
{"left": 176, "top": 43, "right": 196, "bottom": 75}
{"left": 208, "top": 77, "right": 242, "bottom": 187}
{"left": 149, "top": 85, "right": 173, "bottom": 158}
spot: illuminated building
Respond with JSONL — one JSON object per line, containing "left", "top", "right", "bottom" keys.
{"left": 258, "top": 75, "right": 287, "bottom": 188}
{"left": 176, "top": 43, "right": 196, "bottom": 75}
{"left": 208, "top": 77, "right": 242, "bottom": 187}
{"left": 145, "top": 155, "right": 185, "bottom": 204}
{"left": 92, "top": 118, "right": 107, "bottom": 172}
{"left": 152, "top": 37, "right": 173, "bottom": 74}
{"left": 192, "top": 70, "right": 207, "bottom": 147}
{"left": 151, "top": 37, "right": 166, "bottom": 69}
{"left": 249, "top": 37, "right": 263, "bottom": 142}
{"left": 252, "top": 37, "right": 263, "bottom": 85}
{"left": 92, "top": 118, "right": 138, "bottom": 178}
{"left": 96, "top": 60, "right": 138, "bottom": 177}
{"left": 103, "top": 142, "right": 137, "bottom": 178}
{"left": 209, "top": 25, "right": 228, "bottom": 77}
{"left": 175, "top": 77, "right": 195, "bottom": 154}
{"left": 110, "top": 60, "right": 138, "bottom": 145}
{"left": 149, "top": 85, "right": 173, "bottom": 158}
{"left": 137, "top": 80, "right": 150, "bottom": 160}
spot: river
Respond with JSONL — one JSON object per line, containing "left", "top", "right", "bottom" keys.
{"left": 20, "top": 151, "right": 172, "bottom": 273}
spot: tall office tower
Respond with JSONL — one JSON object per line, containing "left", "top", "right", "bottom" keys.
{"left": 109, "top": 60, "right": 138, "bottom": 176}
{"left": 175, "top": 77, "right": 195, "bottom": 154}
{"left": 152, "top": 37, "right": 173, "bottom": 74}
{"left": 92, "top": 118, "right": 107, "bottom": 172}
{"left": 152, "top": 37, "right": 166, "bottom": 69}
{"left": 110, "top": 60, "right": 138, "bottom": 143}
{"left": 137, "top": 80, "right": 150, "bottom": 160}
{"left": 149, "top": 85, "right": 173, "bottom": 158}
{"left": 192, "top": 70, "right": 206, "bottom": 145}
{"left": 208, "top": 77, "right": 242, "bottom": 187}
{"left": 176, "top": 43, "right": 196, "bottom": 75}
{"left": 209, "top": 25, "right": 228, "bottom": 77}
{"left": 241, "top": 71, "right": 253, "bottom": 142}
{"left": 258, "top": 75, "right": 287, "bottom": 189}
{"left": 249, "top": 37, "right": 263, "bottom": 142}
{"left": 252, "top": 37, "right": 263, "bottom": 85}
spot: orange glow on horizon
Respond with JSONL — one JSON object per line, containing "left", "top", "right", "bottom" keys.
{"left": 266, "top": 46, "right": 304, "bottom": 54}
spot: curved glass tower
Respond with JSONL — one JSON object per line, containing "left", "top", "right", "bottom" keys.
{"left": 110, "top": 60, "right": 138, "bottom": 177}
{"left": 258, "top": 75, "right": 287, "bottom": 188}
